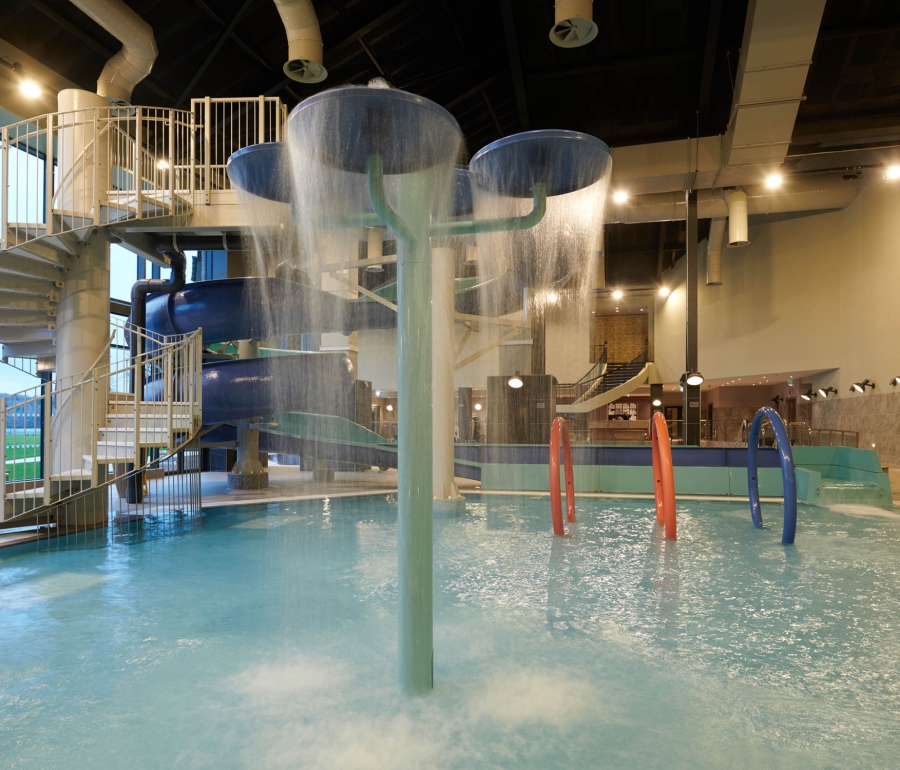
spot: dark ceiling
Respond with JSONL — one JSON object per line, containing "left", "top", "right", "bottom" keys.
{"left": 4, "top": 0, "right": 900, "bottom": 287}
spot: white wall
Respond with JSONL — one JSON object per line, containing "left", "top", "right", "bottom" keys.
{"left": 545, "top": 303, "right": 591, "bottom": 384}
{"left": 654, "top": 177, "right": 900, "bottom": 394}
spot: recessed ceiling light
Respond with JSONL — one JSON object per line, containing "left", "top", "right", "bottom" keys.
{"left": 885, "top": 165, "right": 900, "bottom": 181}
{"left": 765, "top": 173, "right": 783, "bottom": 189}
{"left": 612, "top": 289, "right": 623, "bottom": 299}
{"left": 612, "top": 190, "right": 629, "bottom": 204}
{"left": 658, "top": 286, "right": 670, "bottom": 297}
{"left": 19, "top": 79, "right": 41, "bottom": 98}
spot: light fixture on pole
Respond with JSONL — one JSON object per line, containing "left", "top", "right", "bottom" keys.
{"left": 817, "top": 386, "right": 838, "bottom": 398}
{"left": 508, "top": 372, "right": 524, "bottom": 389}
{"left": 685, "top": 371, "right": 704, "bottom": 387}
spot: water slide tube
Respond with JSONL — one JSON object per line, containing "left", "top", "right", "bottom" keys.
{"left": 549, "top": 417, "right": 575, "bottom": 536}
{"left": 651, "top": 412, "right": 676, "bottom": 539}
{"left": 747, "top": 406, "right": 798, "bottom": 545}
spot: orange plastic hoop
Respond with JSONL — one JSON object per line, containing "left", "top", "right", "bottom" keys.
{"left": 651, "top": 412, "right": 677, "bottom": 539}
{"left": 550, "top": 417, "right": 575, "bottom": 536}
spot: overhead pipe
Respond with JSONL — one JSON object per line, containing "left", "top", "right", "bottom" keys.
{"left": 706, "top": 217, "right": 726, "bottom": 286}
{"left": 607, "top": 174, "right": 858, "bottom": 225}
{"left": 272, "top": 0, "right": 327, "bottom": 83}
{"left": 725, "top": 188, "right": 749, "bottom": 247}
{"left": 67, "top": 0, "right": 158, "bottom": 103}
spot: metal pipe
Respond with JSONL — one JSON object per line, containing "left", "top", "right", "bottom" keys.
{"left": 706, "top": 216, "right": 726, "bottom": 285}
{"left": 67, "top": 0, "right": 158, "bottom": 103}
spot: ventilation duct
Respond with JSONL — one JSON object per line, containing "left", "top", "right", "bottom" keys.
{"left": 725, "top": 188, "right": 749, "bottom": 247}
{"left": 550, "top": 0, "right": 598, "bottom": 48}
{"left": 606, "top": 174, "right": 858, "bottom": 225}
{"left": 68, "top": 0, "right": 157, "bottom": 103}
{"left": 706, "top": 217, "right": 726, "bottom": 286}
{"left": 273, "top": 0, "right": 327, "bottom": 83}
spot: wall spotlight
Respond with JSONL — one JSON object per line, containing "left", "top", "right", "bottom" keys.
{"left": 386, "top": 403, "right": 393, "bottom": 412}
{"left": 19, "top": 79, "right": 41, "bottom": 98}
{"left": 884, "top": 165, "right": 900, "bottom": 181}
{"left": 508, "top": 372, "right": 524, "bottom": 389}
{"left": 474, "top": 403, "right": 482, "bottom": 411}
{"left": 658, "top": 286, "right": 670, "bottom": 297}
{"left": 771, "top": 395, "right": 783, "bottom": 406}
{"left": 850, "top": 379, "right": 875, "bottom": 393}
{"left": 612, "top": 289, "right": 624, "bottom": 299}
{"left": 685, "top": 371, "right": 704, "bottom": 387}
{"left": 818, "top": 386, "right": 838, "bottom": 398}
{"left": 800, "top": 389, "right": 816, "bottom": 401}
{"left": 891, "top": 377, "right": 900, "bottom": 387}
{"left": 612, "top": 190, "right": 629, "bottom": 204}
{"left": 765, "top": 172, "right": 783, "bottom": 190}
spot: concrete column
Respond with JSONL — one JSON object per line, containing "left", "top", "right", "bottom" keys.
{"left": 432, "top": 245, "right": 462, "bottom": 503}
{"left": 227, "top": 339, "right": 269, "bottom": 490}
{"left": 53, "top": 229, "right": 110, "bottom": 477}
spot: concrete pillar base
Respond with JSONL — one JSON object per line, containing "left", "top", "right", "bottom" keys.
{"left": 313, "top": 467, "right": 335, "bottom": 483}
{"left": 226, "top": 472, "right": 269, "bottom": 491}
{"left": 433, "top": 497, "right": 466, "bottom": 516}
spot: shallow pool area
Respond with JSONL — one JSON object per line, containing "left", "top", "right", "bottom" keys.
{"left": 2, "top": 495, "right": 900, "bottom": 769}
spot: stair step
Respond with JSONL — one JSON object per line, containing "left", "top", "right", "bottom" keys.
{"left": 98, "top": 427, "right": 180, "bottom": 445}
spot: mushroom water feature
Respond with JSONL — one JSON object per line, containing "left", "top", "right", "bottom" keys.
{"left": 227, "top": 83, "right": 611, "bottom": 694}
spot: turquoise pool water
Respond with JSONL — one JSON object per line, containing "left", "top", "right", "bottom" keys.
{"left": 1, "top": 495, "right": 899, "bottom": 769}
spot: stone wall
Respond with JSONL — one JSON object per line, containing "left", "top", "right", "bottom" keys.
{"left": 594, "top": 313, "right": 648, "bottom": 363}
{"left": 811, "top": 391, "right": 900, "bottom": 465}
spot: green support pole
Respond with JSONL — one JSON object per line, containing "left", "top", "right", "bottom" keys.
{"left": 368, "top": 155, "right": 435, "bottom": 694}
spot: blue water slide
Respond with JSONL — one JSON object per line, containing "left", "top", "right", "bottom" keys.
{"left": 747, "top": 406, "right": 798, "bottom": 545}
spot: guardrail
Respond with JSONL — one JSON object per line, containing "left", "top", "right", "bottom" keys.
{"left": 2, "top": 318, "right": 202, "bottom": 520}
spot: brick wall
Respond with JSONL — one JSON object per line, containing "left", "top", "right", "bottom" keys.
{"left": 593, "top": 314, "right": 648, "bottom": 363}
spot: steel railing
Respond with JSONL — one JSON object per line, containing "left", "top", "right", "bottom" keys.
{"left": 1, "top": 97, "right": 290, "bottom": 254}
{"left": 191, "top": 96, "right": 287, "bottom": 202}
{"left": 557, "top": 347, "right": 646, "bottom": 405}
{"left": 2, "top": 318, "right": 202, "bottom": 520}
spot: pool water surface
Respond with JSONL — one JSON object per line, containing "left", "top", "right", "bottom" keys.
{"left": 1, "top": 494, "right": 899, "bottom": 769}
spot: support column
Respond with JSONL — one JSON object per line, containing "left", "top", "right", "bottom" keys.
{"left": 432, "top": 245, "right": 462, "bottom": 503}
{"left": 394, "top": 169, "right": 436, "bottom": 695}
{"left": 683, "top": 189, "right": 701, "bottom": 445}
{"left": 54, "top": 230, "right": 110, "bottom": 478}
{"left": 457, "top": 387, "right": 472, "bottom": 442}
{"left": 650, "top": 383, "right": 664, "bottom": 418}
{"left": 227, "top": 339, "right": 269, "bottom": 490}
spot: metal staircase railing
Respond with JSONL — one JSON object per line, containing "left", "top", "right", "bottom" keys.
{"left": 2, "top": 318, "right": 202, "bottom": 524}
{"left": 557, "top": 347, "right": 647, "bottom": 406}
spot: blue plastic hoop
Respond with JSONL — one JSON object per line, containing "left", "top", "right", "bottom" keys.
{"left": 747, "top": 406, "right": 798, "bottom": 545}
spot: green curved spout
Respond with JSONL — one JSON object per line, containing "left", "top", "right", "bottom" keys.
{"left": 429, "top": 182, "right": 547, "bottom": 237}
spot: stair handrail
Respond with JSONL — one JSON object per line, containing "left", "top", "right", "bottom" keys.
{"left": 650, "top": 412, "right": 676, "bottom": 539}
{"left": 2, "top": 321, "right": 202, "bottom": 522}
{"left": 549, "top": 416, "right": 575, "bottom": 535}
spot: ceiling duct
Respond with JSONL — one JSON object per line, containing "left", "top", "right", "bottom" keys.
{"left": 68, "top": 0, "right": 157, "bottom": 103}
{"left": 725, "top": 188, "right": 749, "bottom": 247}
{"left": 550, "top": 0, "right": 598, "bottom": 48}
{"left": 273, "top": 0, "right": 327, "bottom": 84}
{"left": 706, "top": 217, "right": 726, "bottom": 286}
{"left": 607, "top": 175, "right": 858, "bottom": 225}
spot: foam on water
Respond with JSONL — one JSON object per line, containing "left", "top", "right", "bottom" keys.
{"left": 1, "top": 495, "right": 899, "bottom": 769}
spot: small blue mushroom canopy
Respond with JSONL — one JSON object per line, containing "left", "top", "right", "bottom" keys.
{"left": 469, "top": 129, "right": 611, "bottom": 198}
{"left": 225, "top": 142, "right": 290, "bottom": 203}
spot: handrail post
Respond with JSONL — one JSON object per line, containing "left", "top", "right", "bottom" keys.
{"left": 43, "top": 383, "right": 52, "bottom": 506}
{"left": 168, "top": 108, "right": 175, "bottom": 210}
{"left": 258, "top": 94, "right": 266, "bottom": 143}
{"left": 1, "top": 399, "right": 6, "bottom": 495}
{"left": 90, "top": 371, "right": 98, "bottom": 488}
{"left": 45, "top": 114, "right": 54, "bottom": 235}
{"left": 1, "top": 124, "right": 8, "bottom": 251}
{"left": 165, "top": 345, "right": 174, "bottom": 452}
{"left": 92, "top": 108, "right": 100, "bottom": 225}
{"left": 135, "top": 107, "right": 143, "bottom": 219}
{"left": 203, "top": 96, "right": 211, "bottom": 204}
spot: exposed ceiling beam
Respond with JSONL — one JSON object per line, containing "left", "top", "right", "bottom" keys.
{"left": 818, "top": 23, "right": 900, "bottom": 41}
{"left": 190, "top": 0, "right": 272, "bottom": 72}
{"left": 498, "top": 0, "right": 530, "bottom": 130}
{"left": 25, "top": 0, "right": 175, "bottom": 102}
{"left": 697, "top": 0, "right": 723, "bottom": 132}
{"left": 527, "top": 50, "right": 703, "bottom": 81}
{"left": 174, "top": 0, "right": 256, "bottom": 107}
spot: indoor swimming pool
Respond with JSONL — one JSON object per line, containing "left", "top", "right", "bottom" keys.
{"left": 1, "top": 495, "right": 899, "bottom": 769}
